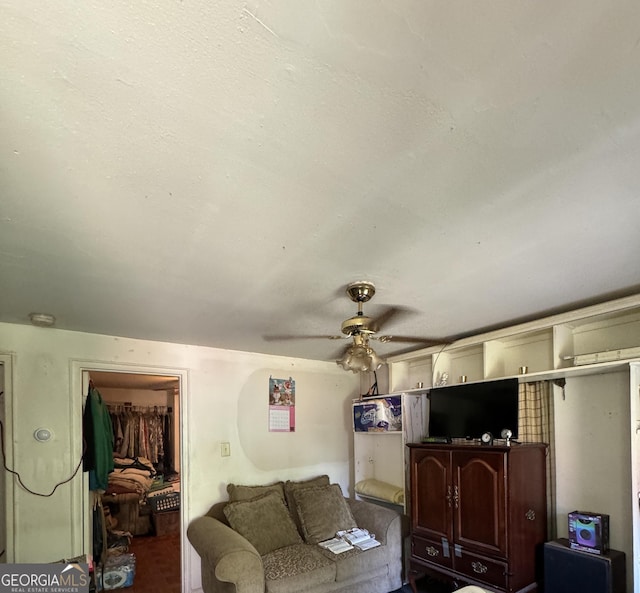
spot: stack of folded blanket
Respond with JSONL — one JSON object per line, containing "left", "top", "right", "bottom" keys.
{"left": 105, "top": 456, "right": 156, "bottom": 497}
{"left": 354, "top": 479, "right": 404, "bottom": 505}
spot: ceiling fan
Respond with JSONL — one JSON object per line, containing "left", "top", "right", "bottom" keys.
{"left": 266, "top": 281, "right": 448, "bottom": 373}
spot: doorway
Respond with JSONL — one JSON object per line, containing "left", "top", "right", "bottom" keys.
{"left": 75, "top": 361, "right": 188, "bottom": 593}
{"left": 0, "top": 354, "right": 14, "bottom": 564}
{"left": 0, "top": 360, "right": 6, "bottom": 563}
{"left": 630, "top": 362, "right": 640, "bottom": 593}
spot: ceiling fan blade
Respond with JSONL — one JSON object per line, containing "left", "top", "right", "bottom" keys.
{"left": 374, "top": 335, "right": 451, "bottom": 346}
{"left": 263, "top": 334, "right": 344, "bottom": 342}
{"left": 331, "top": 344, "right": 352, "bottom": 360}
{"left": 369, "top": 306, "right": 410, "bottom": 332}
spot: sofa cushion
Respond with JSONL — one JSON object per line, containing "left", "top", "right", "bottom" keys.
{"left": 293, "top": 483, "right": 358, "bottom": 544}
{"left": 262, "top": 543, "right": 335, "bottom": 593}
{"left": 284, "top": 474, "right": 330, "bottom": 530}
{"left": 283, "top": 475, "right": 330, "bottom": 507}
{"left": 328, "top": 541, "right": 390, "bottom": 582}
{"left": 204, "top": 501, "right": 228, "bottom": 524}
{"left": 227, "top": 480, "right": 285, "bottom": 503}
{"left": 223, "top": 491, "right": 302, "bottom": 555}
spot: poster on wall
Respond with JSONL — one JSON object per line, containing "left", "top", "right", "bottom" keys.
{"left": 269, "top": 377, "right": 295, "bottom": 432}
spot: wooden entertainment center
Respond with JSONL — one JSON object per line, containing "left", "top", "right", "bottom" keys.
{"left": 407, "top": 442, "right": 547, "bottom": 593}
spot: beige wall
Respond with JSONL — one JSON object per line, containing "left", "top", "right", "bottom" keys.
{"left": 0, "top": 322, "right": 359, "bottom": 591}
{"left": 554, "top": 371, "right": 632, "bottom": 573}
{"left": 552, "top": 370, "right": 634, "bottom": 593}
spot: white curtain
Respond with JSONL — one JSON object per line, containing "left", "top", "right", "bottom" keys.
{"left": 518, "top": 380, "right": 557, "bottom": 539}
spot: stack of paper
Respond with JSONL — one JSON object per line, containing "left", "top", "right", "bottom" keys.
{"left": 319, "top": 527, "right": 381, "bottom": 554}
{"left": 318, "top": 537, "right": 354, "bottom": 554}
{"left": 341, "top": 528, "right": 372, "bottom": 545}
{"left": 354, "top": 538, "right": 380, "bottom": 550}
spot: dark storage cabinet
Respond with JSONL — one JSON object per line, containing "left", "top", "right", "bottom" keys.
{"left": 408, "top": 442, "right": 547, "bottom": 593}
{"left": 544, "top": 538, "right": 625, "bottom": 593}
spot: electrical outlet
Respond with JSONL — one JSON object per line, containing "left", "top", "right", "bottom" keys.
{"left": 221, "top": 442, "right": 231, "bottom": 457}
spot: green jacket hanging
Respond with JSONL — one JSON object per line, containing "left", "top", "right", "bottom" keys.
{"left": 83, "top": 385, "right": 114, "bottom": 490}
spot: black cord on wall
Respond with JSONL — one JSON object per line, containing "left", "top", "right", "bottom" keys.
{"left": 0, "top": 387, "right": 85, "bottom": 560}
{"left": 0, "top": 394, "right": 86, "bottom": 497}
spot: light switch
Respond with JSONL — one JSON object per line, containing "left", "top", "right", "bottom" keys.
{"left": 221, "top": 442, "right": 231, "bottom": 457}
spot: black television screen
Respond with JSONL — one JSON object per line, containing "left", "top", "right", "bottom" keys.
{"left": 427, "top": 378, "right": 519, "bottom": 440}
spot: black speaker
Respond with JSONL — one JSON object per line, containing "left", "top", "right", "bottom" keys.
{"left": 543, "top": 538, "right": 626, "bottom": 593}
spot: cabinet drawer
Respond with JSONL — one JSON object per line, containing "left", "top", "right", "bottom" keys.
{"left": 456, "top": 550, "right": 508, "bottom": 589}
{"left": 411, "top": 535, "right": 453, "bottom": 569}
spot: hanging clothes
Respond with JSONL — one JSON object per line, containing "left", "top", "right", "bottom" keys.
{"left": 83, "top": 384, "right": 114, "bottom": 490}
{"left": 137, "top": 413, "right": 148, "bottom": 460}
{"left": 92, "top": 493, "right": 108, "bottom": 567}
{"left": 162, "top": 412, "right": 173, "bottom": 474}
{"left": 146, "top": 410, "right": 164, "bottom": 465}
{"left": 109, "top": 405, "right": 172, "bottom": 470}
{"left": 112, "top": 413, "right": 124, "bottom": 452}
{"left": 117, "top": 409, "right": 134, "bottom": 458}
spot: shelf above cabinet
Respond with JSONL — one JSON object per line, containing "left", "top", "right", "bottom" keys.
{"left": 485, "top": 329, "right": 553, "bottom": 379}
{"left": 564, "top": 345, "right": 640, "bottom": 366}
{"left": 515, "top": 359, "right": 639, "bottom": 382}
{"left": 388, "top": 293, "right": 640, "bottom": 391}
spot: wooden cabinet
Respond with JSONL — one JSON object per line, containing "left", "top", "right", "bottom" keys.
{"left": 408, "top": 443, "right": 547, "bottom": 593}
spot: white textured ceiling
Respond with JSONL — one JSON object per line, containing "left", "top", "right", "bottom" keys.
{"left": 1, "top": 1, "right": 640, "bottom": 364}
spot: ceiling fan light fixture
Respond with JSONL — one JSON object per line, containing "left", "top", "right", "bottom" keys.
{"left": 336, "top": 338, "right": 385, "bottom": 373}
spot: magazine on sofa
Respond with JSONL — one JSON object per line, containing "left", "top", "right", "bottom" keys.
{"left": 319, "top": 528, "right": 381, "bottom": 554}
{"left": 353, "top": 537, "right": 380, "bottom": 550}
{"left": 318, "top": 537, "right": 354, "bottom": 554}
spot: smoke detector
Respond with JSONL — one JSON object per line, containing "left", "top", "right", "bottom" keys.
{"left": 29, "top": 313, "right": 56, "bottom": 327}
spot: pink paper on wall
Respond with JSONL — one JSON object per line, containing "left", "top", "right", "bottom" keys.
{"left": 268, "top": 377, "right": 295, "bottom": 432}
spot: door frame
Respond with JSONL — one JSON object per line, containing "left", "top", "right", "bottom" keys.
{"left": 71, "top": 359, "right": 190, "bottom": 589}
{"left": 0, "top": 354, "right": 15, "bottom": 563}
{"left": 630, "top": 362, "right": 640, "bottom": 593}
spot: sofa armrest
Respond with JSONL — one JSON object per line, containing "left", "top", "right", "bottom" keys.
{"left": 346, "top": 498, "right": 403, "bottom": 546}
{"left": 187, "top": 516, "right": 265, "bottom": 593}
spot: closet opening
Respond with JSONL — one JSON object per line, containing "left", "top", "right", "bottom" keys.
{"left": 85, "top": 370, "right": 182, "bottom": 593}
{"left": 0, "top": 360, "right": 6, "bottom": 563}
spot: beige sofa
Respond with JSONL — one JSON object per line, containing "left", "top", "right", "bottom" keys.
{"left": 187, "top": 476, "right": 404, "bottom": 593}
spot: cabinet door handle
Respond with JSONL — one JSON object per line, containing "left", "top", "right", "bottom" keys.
{"left": 453, "top": 485, "right": 459, "bottom": 509}
{"left": 446, "top": 485, "right": 452, "bottom": 507}
{"left": 426, "top": 546, "right": 439, "bottom": 557}
{"left": 472, "top": 561, "right": 488, "bottom": 574}
{"left": 525, "top": 509, "right": 536, "bottom": 521}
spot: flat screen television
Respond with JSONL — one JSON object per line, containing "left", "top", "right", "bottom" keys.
{"left": 427, "top": 378, "right": 519, "bottom": 440}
